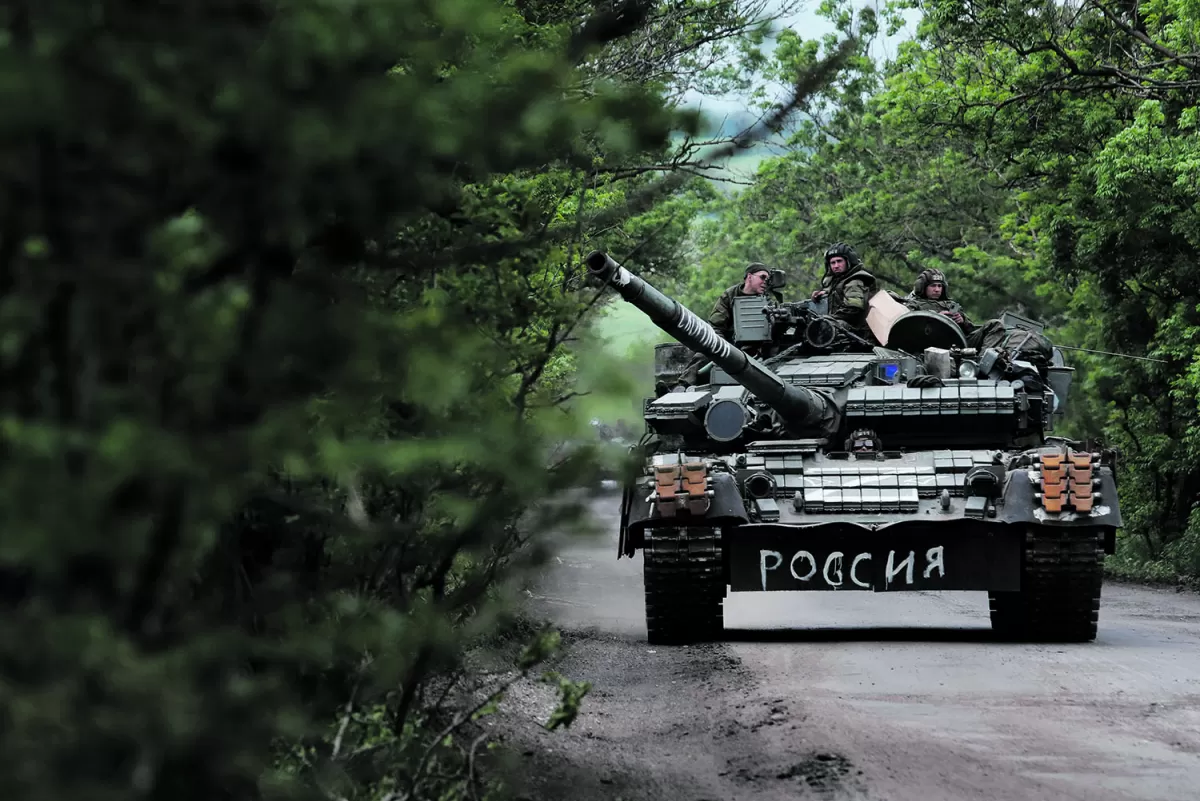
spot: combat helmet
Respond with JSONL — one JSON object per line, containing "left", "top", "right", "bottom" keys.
{"left": 843, "top": 427, "right": 882, "bottom": 453}
{"left": 913, "top": 268, "right": 950, "bottom": 299}
{"left": 823, "top": 242, "right": 863, "bottom": 272}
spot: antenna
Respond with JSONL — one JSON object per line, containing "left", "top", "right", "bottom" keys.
{"left": 1054, "top": 345, "right": 1168, "bottom": 364}
{"left": 998, "top": 310, "right": 1168, "bottom": 364}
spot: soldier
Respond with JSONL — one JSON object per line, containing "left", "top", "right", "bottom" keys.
{"left": 811, "top": 243, "right": 876, "bottom": 333}
{"left": 708, "top": 262, "right": 779, "bottom": 340}
{"left": 903, "top": 269, "right": 974, "bottom": 332}
{"left": 903, "top": 268, "right": 1045, "bottom": 359}
{"left": 845, "top": 428, "right": 883, "bottom": 454}
{"left": 678, "top": 263, "right": 779, "bottom": 386}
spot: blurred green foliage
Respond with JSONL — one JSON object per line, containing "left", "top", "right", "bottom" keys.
{"left": 0, "top": 1, "right": 808, "bottom": 799}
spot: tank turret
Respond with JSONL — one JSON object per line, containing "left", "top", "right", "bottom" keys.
{"left": 586, "top": 250, "right": 840, "bottom": 435}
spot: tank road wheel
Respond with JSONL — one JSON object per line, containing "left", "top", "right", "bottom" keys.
{"left": 989, "top": 525, "right": 1105, "bottom": 643}
{"left": 642, "top": 526, "right": 725, "bottom": 645}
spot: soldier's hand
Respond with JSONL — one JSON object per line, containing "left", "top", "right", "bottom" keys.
{"left": 811, "top": 289, "right": 827, "bottom": 300}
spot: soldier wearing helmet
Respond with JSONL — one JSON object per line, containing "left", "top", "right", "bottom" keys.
{"left": 844, "top": 428, "right": 883, "bottom": 454}
{"left": 903, "top": 269, "right": 975, "bottom": 333}
{"left": 810, "top": 243, "right": 876, "bottom": 332}
{"left": 903, "top": 268, "right": 1025, "bottom": 355}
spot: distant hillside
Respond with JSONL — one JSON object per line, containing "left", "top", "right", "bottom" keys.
{"left": 663, "top": 101, "right": 807, "bottom": 191}
{"left": 595, "top": 298, "right": 670, "bottom": 353}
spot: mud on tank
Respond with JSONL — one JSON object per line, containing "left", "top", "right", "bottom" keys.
{"left": 586, "top": 251, "right": 1121, "bottom": 645}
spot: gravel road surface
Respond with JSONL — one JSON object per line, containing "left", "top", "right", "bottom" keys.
{"left": 494, "top": 494, "right": 1200, "bottom": 801}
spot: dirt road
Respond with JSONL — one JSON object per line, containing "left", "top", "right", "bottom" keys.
{"left": 494, "top": 494, "right": 1200, "bottom": 801}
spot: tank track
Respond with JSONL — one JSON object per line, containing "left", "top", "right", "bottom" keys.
{"left": 988, "top": 525, "right": 1105, "bottom": 642}
{"left": 643, "top": 526, "right": 725, "bottom": 644}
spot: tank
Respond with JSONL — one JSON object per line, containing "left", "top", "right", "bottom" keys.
{"left": 653, "top": 343, "right": 692, "bottom": 396}
{"left": 586, "top": 251, "right": 1122, "bottom": 644}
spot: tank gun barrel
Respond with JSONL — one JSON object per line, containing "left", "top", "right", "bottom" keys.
{"left": 586, "top": 251, "right": 838, "bottom": 433}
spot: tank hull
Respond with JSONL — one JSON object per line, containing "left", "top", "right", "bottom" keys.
{"left": 730, "top": 523, "right": 1021, "bottom": 592}
{"left": 623, "top": 443, "right": 1117, "bottom": 644}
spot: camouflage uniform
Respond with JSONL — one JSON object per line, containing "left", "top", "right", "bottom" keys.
{"left": 707, "top": 281, "right": 781, "bottom": 340}
{"left": 903, "top": 269, "right": 1030, "bottom": 355}
{"left": 816, "top": 243, "right": 876, "bottom": 333}
{"left": 902, "top": 269, "right": 978, "bottom": 334}
{"left": 677, "top": 264, "right": 780, "bottom": 387}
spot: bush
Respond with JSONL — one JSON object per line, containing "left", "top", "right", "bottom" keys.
{"left": 0, "top": 2, "right": 683, "bottom": 799}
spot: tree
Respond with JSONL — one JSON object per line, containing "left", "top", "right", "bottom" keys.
{"left": 690, "top": 0, "right": 1200, "bottom": 574}
{"left": 685, "top": 0, "right": 1062, "bottom": 321}
{"left": 0, "top": 2, "right": 853, "bottom": 799}
{"left": 895, "top": 0, "right": 1200, "bottom": 562}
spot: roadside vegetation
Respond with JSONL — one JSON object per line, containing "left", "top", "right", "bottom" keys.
{"left": 673, "top": 0, "right": 1200, "bottom": 585}
{"left": 0, "top": 2, "right": 835, "bottom": 801}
